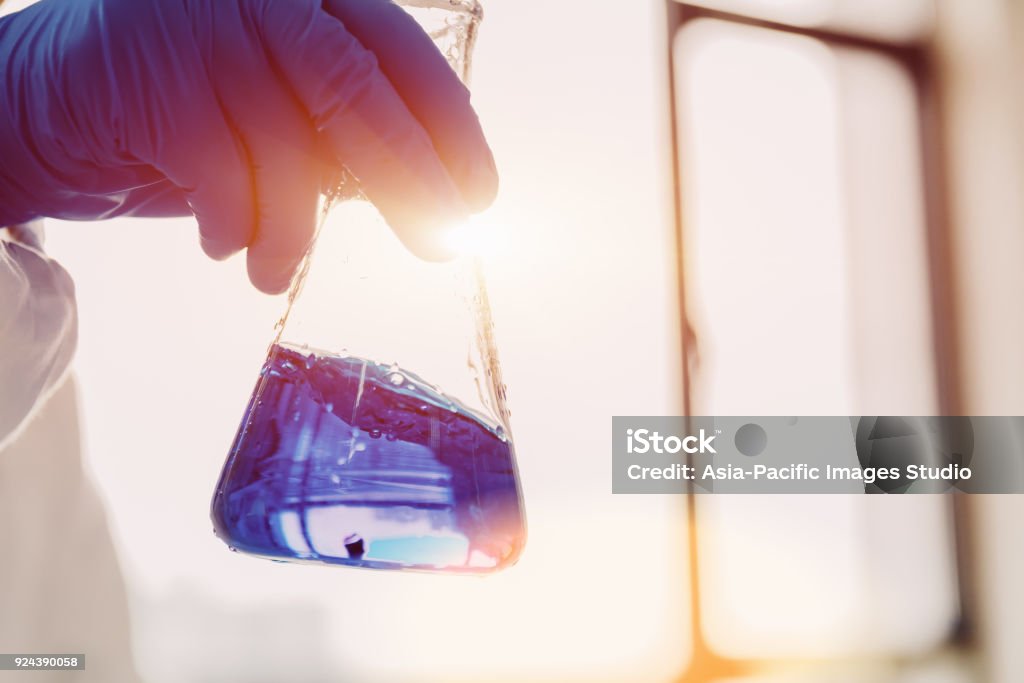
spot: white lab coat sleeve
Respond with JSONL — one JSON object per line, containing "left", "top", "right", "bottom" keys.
{"left": 0, "top": 229, "right": 77, "bottom": 450}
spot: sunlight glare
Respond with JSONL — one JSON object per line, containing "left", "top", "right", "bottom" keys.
{"left": 442, "top": 213, "right": 504, "bottom": 257}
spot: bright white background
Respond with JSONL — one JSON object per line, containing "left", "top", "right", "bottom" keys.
{"left": 10, "top": 0, "right": 1024, "bottom": 680}
{"left": 39, "top": 0, "right": 690, "bottom": 681}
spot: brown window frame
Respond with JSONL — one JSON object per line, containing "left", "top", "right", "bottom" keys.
{"left": 663, "top": 3, "right": 975, "bottom": 680}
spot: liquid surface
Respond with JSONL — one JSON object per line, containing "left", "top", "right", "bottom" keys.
{"left": 212, "top": 344, "right": 525, "bottom": 572}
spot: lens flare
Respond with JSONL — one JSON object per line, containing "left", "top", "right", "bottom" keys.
{"left": 443, "top": 214, "right": 502, "bottom": 257}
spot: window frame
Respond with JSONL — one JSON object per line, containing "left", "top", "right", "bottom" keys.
{"left": 662, "top": 3, "right": 976, "bottom": 680}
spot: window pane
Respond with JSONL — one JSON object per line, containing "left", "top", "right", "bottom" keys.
{"left": 678, "top": 20, "right": 854, "bottom": 414}
{"left": 835, "top": 47, "right": 939, "bottom": 413}
{"left": 674, "top": 19, "right": 957, "bottom": 659}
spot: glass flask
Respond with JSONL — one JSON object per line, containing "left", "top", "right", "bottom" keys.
{"left": 211, "top": 0, "right": 526, "bottom": 574}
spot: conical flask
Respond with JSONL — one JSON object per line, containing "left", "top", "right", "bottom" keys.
{"left": 211, "top": 0, "right": 526, "bottom": 574}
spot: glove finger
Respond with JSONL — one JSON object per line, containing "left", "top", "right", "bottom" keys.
{"left": 204, "top": 3, "right": 323, "bottom": 294}
{"left": 134, "top": 65, "right": 255, "bottom": 260}
{"left": 234, "top": 90, "right": 322, "bottom": 295}
{"left": 261, "top": 0, "right": 467, "bottom": 261}
{"left": 323, "top": 0, "right": 498, "bottom": 212}
{"left": 175, "top": 127, "right": 255, "bottom": 261}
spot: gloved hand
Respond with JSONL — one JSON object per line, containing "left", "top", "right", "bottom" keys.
{"left": 0, "top": 0, "right": 497, "bottom": 293}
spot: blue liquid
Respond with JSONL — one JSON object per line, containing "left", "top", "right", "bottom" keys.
{"left": 212, "top": 344, "right": 526, "bottom": 573}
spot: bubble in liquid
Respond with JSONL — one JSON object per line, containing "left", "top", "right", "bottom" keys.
{"left": 213, "top": 343, "right": 525, "bottom": 573}
{"left": 388, "top": 372, "right": 404, "bottom": 386}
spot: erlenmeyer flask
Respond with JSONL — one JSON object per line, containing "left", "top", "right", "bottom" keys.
{"left": 211, "top": 0, "right": 526, "bottom": 574}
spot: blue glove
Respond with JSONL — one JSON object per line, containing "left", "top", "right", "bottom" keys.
{"left": 0, "top": 0, "right": 498, "bottom": 293}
